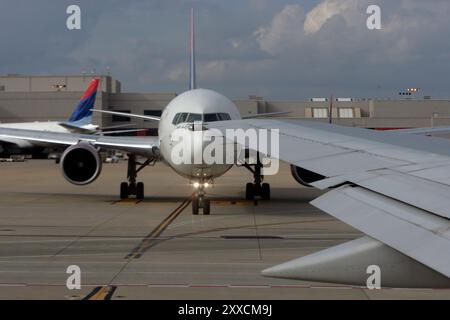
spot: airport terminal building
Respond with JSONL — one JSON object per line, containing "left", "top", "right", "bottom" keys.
{"left": 2, "top": 74, "right": 450, "bottom": 135}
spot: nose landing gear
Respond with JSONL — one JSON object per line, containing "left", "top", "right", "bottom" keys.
{"left": 192, "top": 183, "right": 211, "bottom": 215}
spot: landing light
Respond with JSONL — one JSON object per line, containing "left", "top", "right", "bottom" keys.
{"left": 193, "top": 182, "right": 209, "bottom": 189}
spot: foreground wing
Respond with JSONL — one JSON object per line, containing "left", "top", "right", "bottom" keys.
{"left": 0, "top": 127, "right": 159, "bottom": 158}
{"left": 211, "top": 119, "right": 450, "bottom": 287}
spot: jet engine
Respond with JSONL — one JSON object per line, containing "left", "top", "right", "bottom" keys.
{"left": 60, "top": 143, "right": 102, "bottom": 185}
{"left": 290, "top": 165, "right": 325, "bottom": 187}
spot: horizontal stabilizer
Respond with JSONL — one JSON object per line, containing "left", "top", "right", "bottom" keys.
{"left": 93, "top": 109, "right": 161, "bottom": 122}
{"left": 99, "top": 129, "right": 148, "bottom": 135}
{"left": 263, "top": 236, "right": 450, "bottom": 288}
{"left": 242, "top": 111, "right": 291, "bottom": 119}
{"left": 58, "top": 122, "right": 97, "bottom": 134}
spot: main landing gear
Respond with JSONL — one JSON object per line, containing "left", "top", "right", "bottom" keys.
{"left": 120, "top": 154, "right": 153, "bottom": 200}
{"left": 243, "top": 154, "right": 271, "bottom": 201}
{"left": 192, "top": 182, "right": 211, "bottom": 216}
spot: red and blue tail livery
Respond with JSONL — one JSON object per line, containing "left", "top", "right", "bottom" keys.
{"left": 67, "top": 78, "right": 100, "bottom": 124}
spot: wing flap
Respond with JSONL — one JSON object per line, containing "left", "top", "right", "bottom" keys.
{"left": 311, "top": 185, "right": 450, "bottom": 278}
{"left": 349, "top": 170, "right": 450, "bottom": 220}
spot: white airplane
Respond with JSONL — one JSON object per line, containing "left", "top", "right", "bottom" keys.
{"left": 0, "top": 79, "right": 100, "bottom": 155}
{"left": 0, "top": 9, "right": 449, "bottom": 288}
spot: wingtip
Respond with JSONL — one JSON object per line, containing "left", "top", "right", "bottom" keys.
{"left": 261, "top": 266, "right": 282, "bottom": 278}
{"left": 261, "top": 259, "right": 308, "bottom": 280}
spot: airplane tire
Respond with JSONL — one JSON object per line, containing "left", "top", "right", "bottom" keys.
{"left": 192, "top": 199, "right": 199, "bottom": 215}
{"left": 261, "top": 183, "right": 271, "bottom": 200}
{"left": 120, "top": 182, "right": 129, "bottom": 199}
{"left": 203, "top": 199, "right": 211, "bottom": 215}
{"left": 246, "top": 183, "right": 255, "bottom": 200}
{"left": 136, "top": 182, "right": 144, "bottom": 200}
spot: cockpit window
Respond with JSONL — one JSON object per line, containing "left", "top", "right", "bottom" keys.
{"left": 186, "top": 113, "right": 202, "bottom": 123}
{"left": 178, "top": 113, "right": 188, "bottom": 124}
{"left": 204, "top": 113, "right": 219, "bottom": 122}
{"left": 172, "top": 113, "right": 181, "bottom": 125}
{"left": 218, "top": 113, "right": 231, "bottom": 121}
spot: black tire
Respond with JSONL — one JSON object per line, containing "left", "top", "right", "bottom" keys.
{"left": 120, "top": 182, "right": 129, "bottom": 199}
{"left": 192, "top": 199, "right": 199, "bottom": 215}
{"left": 136, "top": 182, "right": 144, "bottom": 200}
{"left": 203, "top": 199, "right": 211, "bottom": 215}
{"left": 246, "top": 183, "right": 255, "bottom": 200}
{"left": 261, "top": 183, "right": 271, "bottom": 200}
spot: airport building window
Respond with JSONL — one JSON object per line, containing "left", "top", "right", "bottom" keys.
{"left": 339, "top": 108, "right": 354, "bottom": 119}
{"left": 111, "top": 110, "right": 131, "bottom": 122}
{"left": 312, "top": 108, "right": 329, "bottom": 119}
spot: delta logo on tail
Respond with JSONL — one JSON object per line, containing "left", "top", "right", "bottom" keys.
{"left": 67, "top": 78, "right": 100, "bottom": 124}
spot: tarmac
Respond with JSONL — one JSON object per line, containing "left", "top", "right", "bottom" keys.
{"left": 0, "top": 160, "right": 448, "bottom": 300}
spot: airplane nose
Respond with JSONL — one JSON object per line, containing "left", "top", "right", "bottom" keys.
{"left": 192, "top": 130, "right": 206, "bottom": 165}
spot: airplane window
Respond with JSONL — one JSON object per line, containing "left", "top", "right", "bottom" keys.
{"left": 204, "top": 113, "right": 219, "bottom": 122}
{"left": 186, "top": 113, "right": 202, "bottom": 122}
{"left": 172, "top": 113, "right": 181, "bottom": 125}
{"left": 218, "top": 113, "right": 231, "bottom": 121}
{"left": 177, "top": 113, "right": 189, "bottom": 124}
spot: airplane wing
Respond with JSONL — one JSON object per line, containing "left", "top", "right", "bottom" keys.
{"left": 394, "top": 126, "right": 450, "bottom": 136}
{"left": 210, "top": 119, "right": 450, "bottom": 288}
{"left": 0, "top": 127, "right": 160, "bottom": 158}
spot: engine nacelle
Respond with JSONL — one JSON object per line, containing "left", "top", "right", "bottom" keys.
{"left": 290, "top": 165, "right": 325, "bottom": 187}
{"left": 60, "top": 143, "right": 102, "bottom": 185}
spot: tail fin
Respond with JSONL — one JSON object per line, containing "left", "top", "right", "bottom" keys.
{"left": 189, "top": 8, "right": 197, "bottom": 90}
{"left": 67, "top": 78, "right": 100, "bottom": 124}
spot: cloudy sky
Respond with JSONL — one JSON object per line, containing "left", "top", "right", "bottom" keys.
{"left": 1, "top": 0, "right": 450, "bottom": 100}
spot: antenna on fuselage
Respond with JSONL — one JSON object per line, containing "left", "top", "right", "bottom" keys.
{"left": 189, "top": 8, "right": 197, "bottom": 91}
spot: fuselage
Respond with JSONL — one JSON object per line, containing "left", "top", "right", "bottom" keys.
{"left": 159, "top": 89, "right": 241, "bottom": 182}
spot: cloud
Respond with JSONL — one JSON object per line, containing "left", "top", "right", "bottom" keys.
{"left": 2, "top": 0, "right": 450, "bottom": 99}
{"left": 249, "top": 0, "right": 450, "bottom": 98}
{"left": 254, "top": 4, "right": 305, "bottom": 55}
{"left": 304, "top": 0, "right": 360, "bottom": 34}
